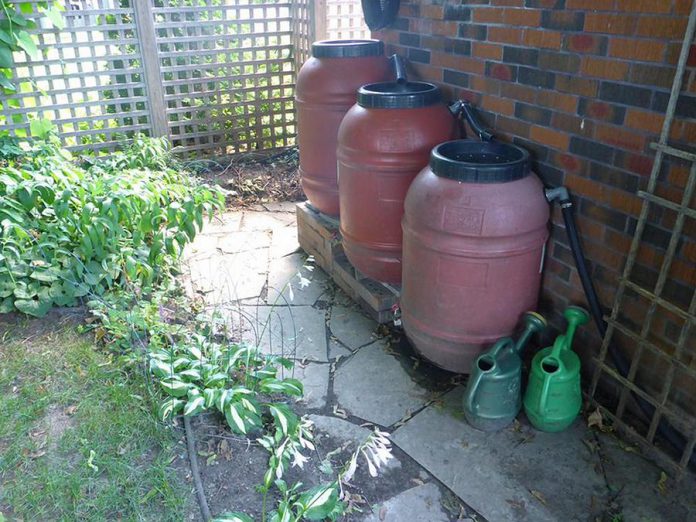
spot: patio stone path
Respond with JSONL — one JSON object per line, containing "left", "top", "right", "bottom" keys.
{"left": 181, "top": 204, "right": 696, "bottom": 522}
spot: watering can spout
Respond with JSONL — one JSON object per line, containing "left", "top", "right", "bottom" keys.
{"left": 513, "top": 311, "right": 547, "bottom": 354}
{"left": 561, "top": 306, "right": 590, "bottom": 352}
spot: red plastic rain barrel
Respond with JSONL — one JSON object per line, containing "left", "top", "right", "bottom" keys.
{"left": 296, "top": 40, "right": 391, "bottom": 217}
{"left": 401, "top": 140, "right": 550, "bottom": 373}
{"left": 337, "top": 82, "right": 457, "bottom": 283}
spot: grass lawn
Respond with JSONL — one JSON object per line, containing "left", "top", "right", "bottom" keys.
{"left": 0, "top": 313, "right": 190, "bottom": 521}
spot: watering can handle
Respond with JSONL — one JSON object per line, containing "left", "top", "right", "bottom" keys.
{"left": 465, "top": 370, "right": 485, "bottom": 413}
{"left": 538, "top": 338, "right": 566, "bottom": 414}
{"left": 465, "top": 338, "right": 513, "bottom": 412}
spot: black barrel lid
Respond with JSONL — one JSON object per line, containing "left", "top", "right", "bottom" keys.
{"left": 357, "top": 81, "right": 441, "bottom": 109}
{"left": 430, "top": 140, "right": 530, "bottom": 183}
{"left": 312, "top": 39, "right": 384, "bottom": 58}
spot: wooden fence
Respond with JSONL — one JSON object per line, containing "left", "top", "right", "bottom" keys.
{"left": 0, "top": 0, "right": 369, "bottom": 157}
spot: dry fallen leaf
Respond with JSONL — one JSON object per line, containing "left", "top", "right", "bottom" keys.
{"left": 66, "top": 405, "right": 78, "bottom": 415}
{"left": 587, "top": 408, "right": 604, "bottom": 430}
{"left": 379, "top": 505, "right": 387, "bottom": 521}
{"left": 657, "top": 471, "right": 668, "bottom": 495}
{"left": 530, "top": 489, "right": 547, "bottom": 505}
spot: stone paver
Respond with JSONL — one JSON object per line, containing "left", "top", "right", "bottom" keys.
{"left": 329, "top": 304, "right": 378, "bottom": 350}
{"left": 291, "top": 362, "right": 329, "bottom": 410}
{"left": 333, "top": 340, "right": 430, "bottom": 427}
{"left": 222, "top": 304, "right": 328, "bottom": 362}
{"left": 184, "top": 208, "right": 694, "bottom": 522}
{"left": 392, "top": 387, "right": 606, "bottom": 522}
{"left": 265, "top": 254, "right": 329, "bottom": 306}
{"left": 188, "top": 250, "right": 268, "bottom": 301}
{"left": 364, "top": 483, "right": 449, "bottom": 522}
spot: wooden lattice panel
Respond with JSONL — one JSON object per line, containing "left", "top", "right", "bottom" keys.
{"left": 153, "top": 0, "right": 296, "bottom": 156}
{"left": 1, "top": 0, "right": 152, "bottom": 152}
{"left": 290, "top": 0, "right": 312, "bottom": 69}
{"left": 326, "top": 0, "right": 369, "bottom": 40}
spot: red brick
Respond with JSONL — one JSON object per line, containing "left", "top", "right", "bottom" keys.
{"left": 625, "top": 109, "right": 664, "bottom": 134}
{"left": 675, "top": 0, "right": 692, "bottom": 15}
{"left": 565, "top": 173, "right": 607, "bottom": 201}
{"left": 504, "top": 8, "right": 542, "bottom": 26}
{"left": 409, "top": 18, "right": 432, "bottom": 34}
{"left": 530, "top": 125, "right": 570, "bottom": 150}
{"left": 420, "top": 4, "right": 444, "bottom": 20}
{"left": 491, "top": 0, "right": 524, "bottom": 5}
{"left": 472, "top": 7, "right": 504, "bottom": 24}
{"left": 481, "top": 94, "right": 515, "bottom": 116}
{"left": 564, "top": 33, "right": 606, "bottom": 53}
{"left": 536, "top": 90, "right": 578, "bottom": 113}
{"left": 554, "top": 152, "right": 585, "bottom": 174}
{"left": 636, "top": 16, "right": 688, "bottom": 38}
{"left": 615, "top": 0, "right": 671, "bottom": 13}
{"left": 595, "top": 124, "right": 647, "bottom": 153}
{"left": 580, "top": 56, "right": 630, "bottom": 81}
{"left": 607, "top": 187, "right": 642, "bottom": 216}
{"left": 496, "top": 115, "right": 530, "bottom": 138}
{"left": 431, "top": 52, "right": 486, "bottom": 74}
{"left": 524, "top": 29, "right": 562, "bottom": 49}
{"left": 499, "top": 82, "right": 537, "bottom": 104}
{"left": 584, "top": 13, "right": 638, "bottom": 35}
{"left": 470, "top": 74, "right": 502, "bottom": 96}
{"left": 488, "top": 62, "right": 515, "bottom": 81}
{"left": 431, "top": 21, "right": 459, "bottom": 37}
{"left": 472, "top": 42, "right": 503, "bottom": 61}
{"left": 487, "top": 26, "right": 523, "bottom": 45}
{"left": 555, "top": 74, "right": 598, "bottom": 97}
{"left": 567, "top": 0, "right": 613, "bottom": 9}
{"left": 608, "top": 38, "right": 666, "bottom": 62}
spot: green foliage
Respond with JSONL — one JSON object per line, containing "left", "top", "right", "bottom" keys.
{"left": 0, "top": 1, "right": 64, "bottom": 92}
{"left": 0, "top": 132, "right": 224, "bottom": 317}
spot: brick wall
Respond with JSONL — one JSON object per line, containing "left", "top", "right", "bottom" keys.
{"left": 374, "top": 0, "right": 696, "bottom": 414}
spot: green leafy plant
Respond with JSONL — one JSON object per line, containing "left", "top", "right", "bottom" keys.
{"left": 0, "top": 133, "right": 224, "bottom": 316}
{"left": 0, "top": 1, "right": 64, "bottom": 92}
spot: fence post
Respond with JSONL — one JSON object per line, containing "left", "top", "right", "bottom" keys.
{"left": 132, "top": 1, "right": 169, "bottom": 138}
{"left": 312, "top": 0, "right": 327, "bottom": 42}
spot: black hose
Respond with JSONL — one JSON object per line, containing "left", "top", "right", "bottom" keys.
{"left": 559, "top": 196, "right": 695, "bottom": 469}
{"left": 361, "top": 0, "right": 401, "bottom": 31}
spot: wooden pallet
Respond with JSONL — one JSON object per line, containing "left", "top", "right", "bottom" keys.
{"left": 296, "top": 202, "right": 399, "bottom": 323}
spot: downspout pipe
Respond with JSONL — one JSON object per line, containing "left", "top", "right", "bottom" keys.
{"left": 545, "top": 187, "right": 695, "bottom": 469}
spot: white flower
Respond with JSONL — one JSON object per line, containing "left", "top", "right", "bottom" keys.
{"left": 291, "top": 449, "right": 309, "bottom": 469}
{"left": 296, "top": 272, "right": 311, "bottom": 289}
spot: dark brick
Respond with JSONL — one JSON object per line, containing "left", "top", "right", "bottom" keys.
{"left": 391, "top": 17, "right": 410, "bottom": 31}
{"left": 513, "top": 137, "right": 551, "bottom": 162}
{"left": 539, "top": 51, "right": 581, "bottom": 73}
{"left": 630, "top": 64, "right": 675, "bottom": 89}
{"left": 399, "top": 32, "right": 420, "bottom": 47}
{"left": 569, "top": 136, "right": 616, "bottom": 163}
{"left": 486, "top": 62, "right": 517, "bottom": 81}
{"left": 664, "top": 278, "right": 693, "bottom": 309}
{"left": 515, "top": 102, "right": 552, "bottom": 125}
{"left": 541, "top": 10, "right": 584, "bottom": 31}
{"left": 518, "top": 66, "right": 556, "bottom": 89}
{"left": 578, "top": 98, "right": 626, "bottom": 125}
{"left": 408, "top": 48, "right": 430, "bottom": 64}
{"left": 443, "top": 38, "right": 471, "bottom": 55}
{"left": 526, "top": 0, "right": 565, "bottom": 7}
{"left": 502, "top": 46, "right": 539, "bottom": 66}
{"left": 676, "top": 95, "right": 696, "bottom": 119}
{"left": 553, "top": 242, "right": 575, "bottom": 266}
{"left": 443, "top": 69, "right": 469, "bottom": 88}
{"left": 458, "top": 24, "right": 487, "bottom": 41}
{"left": 599, "top": 81, "right": 653, "bottom": 108}
{"left": 630, "top": 264, "right": 658, "bottom": 293}
{"left": 535, "top": 162, "right": 565, "bottom": 186}
{"left": 579, "top": 199, "right": 627, "bottom": 232}
{"left": 587, "top": 162, "right": 639, "bottom": 193}
{"left": 444, "top": 5, "right": 471, "bottom": 21}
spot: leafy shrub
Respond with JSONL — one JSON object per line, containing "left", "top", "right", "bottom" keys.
{"left": 0, "top": 134, "right": 224, "bottom": 316}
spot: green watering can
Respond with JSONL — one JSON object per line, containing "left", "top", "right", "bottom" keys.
{"left": 523, "top": 306, "right": 589, "bottom": 432}
{"left": 463, "top": 312, "right": 547, "bottom": 431}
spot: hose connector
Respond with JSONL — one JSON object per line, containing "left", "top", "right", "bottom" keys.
{"left": 545, "top": 186, "right": 572, "bottom": 208}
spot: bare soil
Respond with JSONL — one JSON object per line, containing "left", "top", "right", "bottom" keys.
{"left": 194, "top": 148, "right": 304, "bottom": 207}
